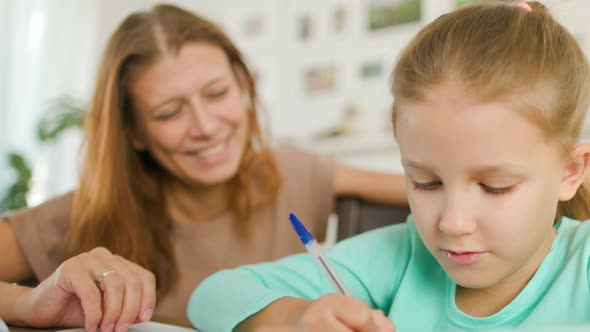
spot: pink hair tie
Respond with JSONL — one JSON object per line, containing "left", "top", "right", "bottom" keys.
{"left": 515, "top": 2, "right": 532, "bottom": 12}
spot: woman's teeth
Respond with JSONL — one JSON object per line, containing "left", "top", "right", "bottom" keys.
{"left": 197, "top": 143, "right": 224, "bottom": 157}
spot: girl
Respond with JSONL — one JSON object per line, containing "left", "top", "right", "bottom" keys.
{"left": 188, "top": 1, "right": 590, "bottom": 331}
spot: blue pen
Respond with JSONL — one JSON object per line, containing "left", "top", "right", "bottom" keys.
{"left": 288, "top": 213, "right": 351, "bottom": 296}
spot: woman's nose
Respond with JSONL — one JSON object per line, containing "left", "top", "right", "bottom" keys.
{"left": 187, "top": 99, "right": 219, "bottom": 137}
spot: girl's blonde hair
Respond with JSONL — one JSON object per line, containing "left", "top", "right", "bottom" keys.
{"left": 66, "top": 4, "right": 281, "bottom": 299}
{"left": 391, "top": 1, "right": 590, "bottom": 221}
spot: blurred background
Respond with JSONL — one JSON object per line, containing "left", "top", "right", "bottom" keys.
{"left": 0, "top": 0, "right": 588, "bottom": 212}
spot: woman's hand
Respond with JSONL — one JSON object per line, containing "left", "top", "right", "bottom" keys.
{"left": 13, "top": 247, "right": 156, "bottom": 332}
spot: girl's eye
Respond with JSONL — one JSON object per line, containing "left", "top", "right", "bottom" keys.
{"left": 412, "top": 180, "right": 442, "bottom": 191}
{"left": 480, "top": 184, "right": 513, "bottom": 195}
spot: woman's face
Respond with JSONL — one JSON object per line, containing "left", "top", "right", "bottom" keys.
{"left": 128, "top": 42, "right": 250, "bottom": 187}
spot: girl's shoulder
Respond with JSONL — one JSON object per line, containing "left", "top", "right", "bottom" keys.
{"left": 557, "top": 217, "right": 590, "bottom": 248}
{"left": 329, "top": 215, "right": 418, "bottom": 265}
{"left": 555, "top": 218, "right": 590, "bottom": 286}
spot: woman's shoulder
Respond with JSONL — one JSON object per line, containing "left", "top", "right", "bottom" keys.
{"left": 1, "top": 191, "right": 75, "bottom": 280}
{"left": 274, "top": 143, "right": 322, "bottom": 163}
{"left": 1, "top": 191, "right": 74, "bottom": 227}
{"left": 268, "top": 144, "right": 337, "bottom": 239}
{"left": 273, "top": 144, "right": 336, "bottom": 176}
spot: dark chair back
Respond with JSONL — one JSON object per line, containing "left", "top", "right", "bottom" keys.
{"left": 335, "top": 196, "right": 410, "bottom": 241}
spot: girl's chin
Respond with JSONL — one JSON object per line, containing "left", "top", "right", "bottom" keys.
{"left": 448, "top": 271, "right": 498, "bottom": 290}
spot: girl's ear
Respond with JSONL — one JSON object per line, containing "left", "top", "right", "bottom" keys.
{"left": 559, "top": 143, "right": 590, "bottom": 201}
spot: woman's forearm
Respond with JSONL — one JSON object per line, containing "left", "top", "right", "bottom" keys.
{"left": 334, "top": 164, "right": 408, "bottom": 205}
{"left": 0, "top": 282, "right": 30, "bottom": 325}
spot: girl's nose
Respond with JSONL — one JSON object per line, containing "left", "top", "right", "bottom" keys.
{"left": 438, "top": 194, "right": 476, "bottom": 236}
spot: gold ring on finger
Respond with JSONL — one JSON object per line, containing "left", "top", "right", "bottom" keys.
{"left": 94, "top": 270, "right": 115, "bottom": 285}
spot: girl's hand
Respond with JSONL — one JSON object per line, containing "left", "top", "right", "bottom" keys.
{"left": 13, "top": 247, "right": 156, "bottom": 332}
{"left": 295, "top": 294, "right": 395, "bottom": 332}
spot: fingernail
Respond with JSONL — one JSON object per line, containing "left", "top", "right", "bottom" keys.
{"left": 141, "top": 308, "right": 153, "bottom": 321}
{"left": 116, "top": 323, "right": 129, "bottom": 332}
{"left": 102, "top": 324, "right": 113, "bottom": 332}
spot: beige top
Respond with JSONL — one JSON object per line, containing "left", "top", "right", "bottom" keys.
{"left": 4, "top": 145, "right": 336, "bottom": 326}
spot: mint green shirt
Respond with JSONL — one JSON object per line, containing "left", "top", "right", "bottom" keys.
{"left": 188, "top": 217, "right": 590, "bottom": 331}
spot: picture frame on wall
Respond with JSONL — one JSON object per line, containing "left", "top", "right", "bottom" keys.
{"left": 223, "top": 4, "right": 279, "bottom": 47}
{"left": 298, "top": 14, "right": 313, "bottom": 41}
{"left": 368, "top": 0, "right": 421, "bottom": 31}
{"left": 303, "top": 64, "right": 337, "bottom": 96}
{"left": 360, "top": 59, "right": 385, "bottom": 80}
{"left": 242, "top": 14, "right": 264, "bottom": 38}
{"left": 333, "top": 5, "right": 347, "bottom": 33}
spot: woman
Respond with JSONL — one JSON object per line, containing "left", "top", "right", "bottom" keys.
{"left": 0, "top": 4, "right": 407, "bottom": 331}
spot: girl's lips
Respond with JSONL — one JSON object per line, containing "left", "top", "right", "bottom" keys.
{"left": 442, "top": 249, "right": 488, "bottom": 265}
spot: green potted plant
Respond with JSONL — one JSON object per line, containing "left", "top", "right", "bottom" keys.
{"left": 0, "top": 96, "right": 86, "bottom": 213}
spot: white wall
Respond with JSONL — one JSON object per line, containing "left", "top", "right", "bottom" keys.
{"left": 2, "top": 0, "right": 102, "bottom": 203}
{"left": 2, "top": 0, "right": 590, "bottom": 203}
{"left": 211, "top": 0, "right": 590, "bottom": 172}
{"left": 0, "top": 0, "right": 221, "bottom": 203}
{"left": 0, "top": 0, "right": 12, "bottom": 189}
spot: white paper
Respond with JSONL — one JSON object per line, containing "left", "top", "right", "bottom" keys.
{"left": 0, "top": 318, "right": 8, "bottom": 332}
{"left": 58, "top": 321, "right": 196, "bottom": 331}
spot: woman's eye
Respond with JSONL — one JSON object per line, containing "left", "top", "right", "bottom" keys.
{"left": 154, "top": 107, "right": 181, "bottom": 121}
{"left": 207, "top": 87, "right": 229, "bottom": 99}
{"left": 412, "top": 180, "right": 441, "bottom": 191}
{"left": 480, "top": 184, "right": 513, "bottom": 195}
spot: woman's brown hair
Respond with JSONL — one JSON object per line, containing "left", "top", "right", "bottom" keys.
{"left": 391, "top": 1, "right": 590, "bottom": 221}
{"left": 66, "top": 4, "right": 281, "bottom": 298}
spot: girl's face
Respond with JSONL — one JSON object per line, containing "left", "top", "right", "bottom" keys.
{"left": 128, "top": 42, "right": 249, "bottom": 187}
{"left": 396, "top": 82, "right": 568, "bottom": 291}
